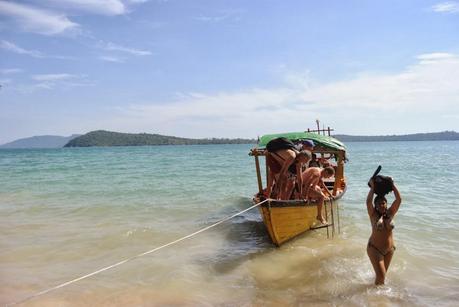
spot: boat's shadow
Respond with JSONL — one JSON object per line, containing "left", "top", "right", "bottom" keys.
{"left": 195, "top": 197, "right": 276, "bottom": 274}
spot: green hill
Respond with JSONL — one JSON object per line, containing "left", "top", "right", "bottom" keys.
{"left": 333, "top": 131, "right": 459, "bottom": 142}
{"left": 0, "top": 134, "right": 80, "bottom": 148}
{"left": 64, "top": 130, "right": 256, "bottom": 147}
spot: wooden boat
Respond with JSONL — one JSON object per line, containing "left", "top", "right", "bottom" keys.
{"left": 249, "top": 126, "right": 347, "bottom": 246}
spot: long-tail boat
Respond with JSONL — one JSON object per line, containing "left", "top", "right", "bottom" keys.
{"left": 249, "top": 126, "right": 347, "bottom": 246}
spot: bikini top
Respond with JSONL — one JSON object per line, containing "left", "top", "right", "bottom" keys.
{"left": 373, "top": 213, "right": 395, "bottom": 231}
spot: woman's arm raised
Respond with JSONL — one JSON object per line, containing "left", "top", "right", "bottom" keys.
{"left": 367, "top": 179, "right": 375, "bottom": 217}
{"left": 389, "top": 181, "right": 402, "bottom": 217}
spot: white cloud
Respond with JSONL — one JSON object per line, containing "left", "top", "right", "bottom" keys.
{"left": 432, "top": 1, "right": 459, "bottom": 13}
{"left": 102, "top": 41, "right": 152, "bottom": 56}
{"left": 0, "top": 40, "right": 44, "bottom": 58}
{"left": 194, "top": 15, "right": 231, "bottom": 23}
{"left": 32, "top": 73, "right": 80, "bottom": 81}
{"left": 0, "top": 1, "right": 78, "bottom": 35}
{"left": 102, "top": 52, "right": 459, "bottom": 137}
{"left": 1, "top": 40, "right": 76, "bottom": 59}
{"left": 0, "top": 68, "right": 23, "bottom": 74}
{"left": 416, "top": 52, "right": 457, "bottom": 64}
{"left": 194, "top": 9, "right": 244, "bottom": 23}
{"left": 39, "top": 0, "right": 126, "bottom": 16}
{"left": 99, "top": 55, "right": 125, "bottom": 63}
{"left": 28, "top": 73, "right": 93, "bottom": 90}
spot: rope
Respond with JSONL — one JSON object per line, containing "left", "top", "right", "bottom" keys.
{"left": 7, "top": 199, "right": 269, "bottom": 306}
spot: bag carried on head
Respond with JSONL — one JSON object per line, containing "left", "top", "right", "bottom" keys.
{"left": 368, "top": 165, "right": 394, "bottom": 197}
{"left": 266, "top": 137, "right": 296, "bottom": 153}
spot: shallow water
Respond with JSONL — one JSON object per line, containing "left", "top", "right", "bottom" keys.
{"left": 1, "top": 142, "right": 458, "bottom": 306}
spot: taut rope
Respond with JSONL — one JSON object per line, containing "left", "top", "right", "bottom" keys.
{"left": 7, "top": 199, "right": 268, "bottom": 306}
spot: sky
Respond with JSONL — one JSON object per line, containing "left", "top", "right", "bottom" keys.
{"left": 0, "top": 0, "right": 458, "bottom": 144}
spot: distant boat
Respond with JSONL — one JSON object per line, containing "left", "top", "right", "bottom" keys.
{"left": 249, "top": 126, "right": 347, "bottom": 246}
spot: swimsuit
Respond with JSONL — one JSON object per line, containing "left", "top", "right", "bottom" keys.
{"left": 368, "top": 213, "right": 396, "bottom": 256}
{"left": 268, "top": 152, "right": 299, "bottom": 176}
{"left": 267, "top": 151, "right": 301, "bottom": 199}
{"left": 367, "top": 240, "right": 396, "bottom": 256}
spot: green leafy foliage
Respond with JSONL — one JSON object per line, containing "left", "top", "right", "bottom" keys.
{"left": 64, "top": 130, "right": 256, "bottom": 147}
{"left": 333, "top": 131, "right": 459, "bottom": 142}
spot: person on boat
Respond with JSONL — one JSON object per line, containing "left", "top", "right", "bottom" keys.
{"left": 308, "top": 153, "right": 321, "bottom": 168}
{"left": 300, "top": 166, "right": 335, "bottom": 224}
{"left": 266, "top": 150, "right": 311, "bottom": 199}
{"left": 366, "top": 178, "right": 402, "bottom": 285}
{"left": 295, "top": 139, "right": 314, "bottom": 153}
{"left": 265, "top": 137, "right": 311, "bottom": 199}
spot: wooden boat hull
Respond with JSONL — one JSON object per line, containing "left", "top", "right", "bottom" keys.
{"left": 254, "top": 184, "right": 346, "bottom": 246}
{"left": 258, "top": 203, "right": 318, "bottom": 246}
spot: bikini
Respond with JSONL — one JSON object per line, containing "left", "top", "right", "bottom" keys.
{"left": 268, "top": 151, "right": 301, "bottom": 198}
{"left": 269, "top": 151, "right": 299, "bottom": 176}
{"left": 367, "top": 214, "right": 396, "bottom": 256}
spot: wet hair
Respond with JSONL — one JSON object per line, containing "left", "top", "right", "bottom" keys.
{"left": 374, "top": 196, "right": 387, "bottom": 206}
{"left": 323, "top": 166, "right": 335, "bottom": 176}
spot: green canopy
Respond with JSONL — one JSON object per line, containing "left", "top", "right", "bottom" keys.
{"left": 258, "top": 131, "right": 346, "bottom": 151}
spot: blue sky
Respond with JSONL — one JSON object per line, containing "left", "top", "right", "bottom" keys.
{"left": 1, "top": 0, "right": 458, "bottom": 144}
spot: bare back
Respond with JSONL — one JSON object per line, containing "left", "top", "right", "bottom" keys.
{"left": 302, "top": 167, "right": 321, "bottom": 188}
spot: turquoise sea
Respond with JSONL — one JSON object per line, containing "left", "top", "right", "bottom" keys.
{"left": 1, "top": 141, "right": 458, "bottom": 306}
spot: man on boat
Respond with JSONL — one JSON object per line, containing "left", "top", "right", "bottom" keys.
{"left": 300, "top": 166, "right": 335, "bottom": 224}
{"left": 296, "top": 139, "right": 314, "bottom": 153}
{"left": 308, "top": 153, "right": 321, "bottom": 168}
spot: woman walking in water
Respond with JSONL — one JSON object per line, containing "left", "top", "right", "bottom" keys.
{"left": 366, "top": 178, "right": 402, "bottom": 285}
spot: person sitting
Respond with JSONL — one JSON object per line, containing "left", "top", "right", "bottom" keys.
{"left": 308, "top": 153, "right": 321, "bottom": 168}
{"left": 265, "top": 137, "right": 311, "bottom": 199}
{"left": 300, "top": 166, "right": 335, "bottom": 223}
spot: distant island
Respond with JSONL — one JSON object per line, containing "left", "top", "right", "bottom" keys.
{"left": 333, "top": 131, "right": 459, "bottom": 142}
{"left": 64, "top": 130, "right": 256, "bottom": 147}
{"left": 1, "top": 130, "right": 458, "bottom": 148}
{"left": 0, "top": 134, "right": 80, "bottom": 148}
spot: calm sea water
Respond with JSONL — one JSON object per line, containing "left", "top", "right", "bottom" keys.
{"left": 1, "top": 142, "right": 458, "bottom": 306}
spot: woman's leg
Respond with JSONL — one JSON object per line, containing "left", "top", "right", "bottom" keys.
{"left": 311, "top": 186, "right": 326, "bottom": 223}
{"left": 383, "top": 248, "right": 395, "bottom": 271}
{"left": 281, "top": 178, "right": 295, "bottom": 199}
{"left": 367, "top": 245, "right": 386, "bottom": 285}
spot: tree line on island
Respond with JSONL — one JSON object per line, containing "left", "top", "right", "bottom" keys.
{"left": 333, "top": 131, "right": 459, "bottom": 142}
{"left": 64, "top": 130, "right": 256, "bottom": 147}
{"left": 1, "top": 130, "right": 458, "bottom": 148}
{"left": 64, "top": 130, "right": 459, "bottom": 147}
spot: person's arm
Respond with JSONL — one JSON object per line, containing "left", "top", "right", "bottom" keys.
{"left": 296, "top": 163, "right": 303, "bottom": 196}
{"left": 389, "top": 181, "right": 402, "bottom": 217}
{"left": 319, "top": 179, "right": 332, "bottom": 199}
{"left": 367, "top": 179, "right": 375, "bottom": 217}
{"left": 302, "top": 171, "right": 312, "bottom": 199}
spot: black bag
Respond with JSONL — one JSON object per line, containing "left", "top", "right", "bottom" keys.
{"left": 266, "top": 137, "right": 296, "bottom": 153}
{"left": 369, "top": 165, "right": 393, "bottom": 196}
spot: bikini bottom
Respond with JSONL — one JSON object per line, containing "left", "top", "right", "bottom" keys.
{"left": 367, "top": 240, "right": 396, "bottom": 257}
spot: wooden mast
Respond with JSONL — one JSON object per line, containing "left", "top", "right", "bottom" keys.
{"left": 254, "top": 154, "right": 263, "bottom": 195}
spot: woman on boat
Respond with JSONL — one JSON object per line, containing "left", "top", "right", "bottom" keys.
{"left": 265, "top": 137, "right": 311, "bottom": 199}
{"left": 300, "top": 166, "right": 335, "bottom": 224}
{"left": 366, "top": 178, "right": 402, "bottom": 285}
{"left": 265, "top": 149, "right": 310, "bottom": 199}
